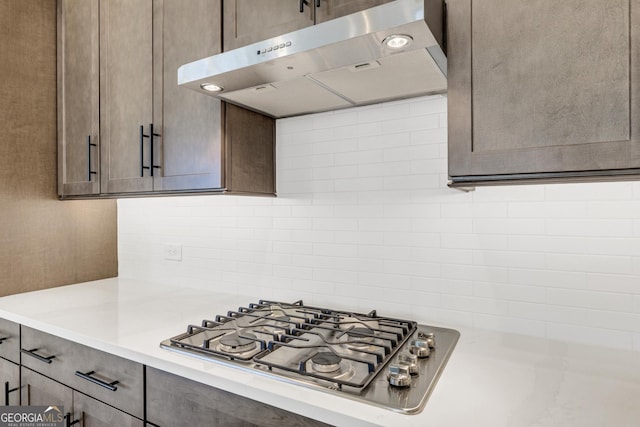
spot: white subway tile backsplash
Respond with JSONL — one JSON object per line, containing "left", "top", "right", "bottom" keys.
{"left": 473, "top": 218, "right": 546, "bottom": 235}
{"left": 544, "top": 182, "right": 634, "bottom": 201}
{"left": 118, "top": 94, "right": 640, "bottom": 352}
{"left": 408, "top": 96, "right": 447, "bottom": 116}
{"left": 585, "top": 273, "right": 640, "bottom": 294}
{"left": 545, "top": 253, "right": 634, "bottom": 275}
{"left": 546, "top": 288, "right": 634, "bottom": 312}
{"left": 508, "top": 268, "right": 586, "bottom": 289}
{"left": 382, "top": 114, "right": 439, "bottom": 134}
{"left": 507, "top": 235, "right": 589, "bottom": 254}
{"left": 588, "top": 201, "right": 640, "bottom": 218}
{"left": 546, "top": 219, "right": 634, "bottom": 237}
{"left": 507, "top": 201, "right": 587, "bottom": 218}
{"left": 585, "top": 310, "right": 640, "bottom": 333}
{"left": 506, "top": 301, "right": 547, "bottom": 321}
{"left": 474, "top": 282, "right": 546, "bottom": 304}
{"left": 441, "top": 264, "right": 508, "bottom": 283}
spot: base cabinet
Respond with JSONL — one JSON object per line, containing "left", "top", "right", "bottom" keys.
{"left": 0, "top": 319, "right": 20, "bottom": 406}
{"left": 146, "top": 367, "right": 330, "bottom": 427}
{"left": 1, "top": 318, "right": 333, "bottom": 426}
{"left": 21, "top": 368, "right": 143, "bottom": 427}
{"left": 21, "top": 326, "right": 144, "bottom": 419}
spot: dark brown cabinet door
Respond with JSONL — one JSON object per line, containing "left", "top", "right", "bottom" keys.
{"left": 152, "top": 0, "right": 223, "bottom": 191}
{"left": 0, "top": 358, "right": 19, "bottom": 406}
{"left": 448, "top": 0, "right": 640, "bottom": 183}
{"left": 222, "top": 0, "right": 314, "bottom": 51}
{"left": 314, "top": 0, "right": 394, "bottom": 23}
{"left": 57, "top": 0, "right": 100, "bottom": 196}
{"left": 100, "top": 0, "right": 154, "bottom": 194}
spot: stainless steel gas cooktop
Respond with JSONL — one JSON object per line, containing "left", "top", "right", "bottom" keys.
{"left": 160, "top": 299, "right": 459, "bottom": 414}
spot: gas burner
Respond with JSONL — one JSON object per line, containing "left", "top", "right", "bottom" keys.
{"left": 161, "top": 299, "right": 460, "bottom": 414}
{"left": 346, "top": 327, "right": 376, "bottom": 340}
{"left": 342, "top": 327, "right": 383, "bottom": 352}
{"left": 310, "top": 352, "right": 342, "bottom": 373}
{"left": 218, "top": 333, "right": 257, "bottom": 354}
{"left": 304, "top": 352, "right": 356, "bottom": 382}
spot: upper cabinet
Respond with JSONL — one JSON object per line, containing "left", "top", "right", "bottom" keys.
{"left": 153, "top": 0, "right": 224, "bottom": 192}
{"left": 99, "top": 0, "right": 224, "bottom": 194}
{"left": 57, "top": 0, "right": 100, "bottom": 196}
{"left": 222, "top": 0, "right": 313, "bottom": 51}
{"left": 447, "top": 0, "right": 640, "bottom": 186}
{"left": 222, "top": 0, "right": 394, "bottom": 51}
{"left": 314, "top": 0, "right": 395, "bottom": 23}
{"left": 100, "top": 0, "right": 154, "bottom": 194}
{"left": 58, "top": 0, "right": 275, "bottom": 198}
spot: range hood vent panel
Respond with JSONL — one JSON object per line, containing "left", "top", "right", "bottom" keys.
{"left": 310, "top": 49, "right": 447, "bottom": 105}
{"left": 219, "top": 79, "right": 353, "bottom": 119}
{"left": 178, "top": 0, "right": 447, "bottom": 118}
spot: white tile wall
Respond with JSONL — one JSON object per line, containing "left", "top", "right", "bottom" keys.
{"left": 118, "top": 95, "right": 640, "bottom": 351}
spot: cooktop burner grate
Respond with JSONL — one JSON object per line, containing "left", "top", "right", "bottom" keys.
{"left": 161, "top": 299, "right": 459, "bottom": 414}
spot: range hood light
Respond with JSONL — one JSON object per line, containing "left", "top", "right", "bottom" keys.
{"left": 200, "top": 83, "right": 223, "bottom": 92}
{"left": 382, "top": 34, "right": 413, "bottom": 49}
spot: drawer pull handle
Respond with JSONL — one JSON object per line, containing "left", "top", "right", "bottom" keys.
{"left": 4, "top": 381, "right": 17, "bottom": 405}
{"left": 75, "top": 370, "right": 119, "bottom": 391}
{"left": 0, "top": 336, "right": 9, "bottom": 344}
{"left": 21, "top": 348, "right": 55, "bottom": 364}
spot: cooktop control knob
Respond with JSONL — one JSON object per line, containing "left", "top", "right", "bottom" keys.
{"left": 387, "top": 363, "right": 412, "bottom": 387}
{"left": 410, "top": 339, "right": 431, "bottom": 358}
{"left": 398, "top": 352, "right": 419, "bottom": 374}
{"left": 418, "top": 331, "right": 436, "bottom": 348}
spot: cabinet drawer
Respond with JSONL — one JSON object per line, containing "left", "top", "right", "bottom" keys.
{"left": 21, "top": 327, "right": 143, "bottom": 418}
{"left": 0, "top": 319, "right": 20, "bottom": 364}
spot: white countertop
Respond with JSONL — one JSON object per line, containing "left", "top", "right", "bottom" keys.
{"left": 0, "top": 278, "right": 639, "bottom": 426}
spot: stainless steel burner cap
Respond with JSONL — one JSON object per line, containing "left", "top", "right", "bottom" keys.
{"left": 219, "top": 333, "right": 257, "bottom": 354}
{"left": 311, "top": 352, "right": 342, "bottom": 373}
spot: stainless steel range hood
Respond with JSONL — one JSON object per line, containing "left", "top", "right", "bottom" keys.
{"left": 178, "top": 0, "right": 447, "bottom": 119}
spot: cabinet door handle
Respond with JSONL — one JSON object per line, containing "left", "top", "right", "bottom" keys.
{"left": 4, "top": 381, "right": 17, "bottom": 405}
{"left": 299, "top": 0, "right": 309, "bottom": 12}
{"left": 21, "top": 348, "right": 56, "bottom": 364}
{"left": 65, "top": 413, "right": 80, "bottom": 427}
{"left": 140, "top": 125, "right": 151, "bottom": 177}
{"left": 315, "top": 0, "right": 320, "bottom": 7}
{"left": 87, "top": 135, "right": 97, "bottom": 181}
{"left": 149, "top": 123, "right": 161, "bottom": 177}
{"left": 75, "top": 370, "right": 119, "bottom": 391}
{"left": 0, "top": 336, "right": 10, "bottom": 344}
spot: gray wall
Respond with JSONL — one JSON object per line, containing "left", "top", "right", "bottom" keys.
{"left": 0, "top": 0, "right": 117, "bottom": 296}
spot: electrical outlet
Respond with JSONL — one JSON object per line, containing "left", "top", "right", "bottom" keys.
{"left": 163, "top": 243, "right": 182, "bottom": 261}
